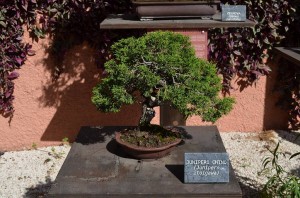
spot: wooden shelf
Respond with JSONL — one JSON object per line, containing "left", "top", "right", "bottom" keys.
{"left": 274, "top": 47, "right": 300, "bottom": 67}
{"left": 100, "top": 14, "right": 256, "bottom": 29}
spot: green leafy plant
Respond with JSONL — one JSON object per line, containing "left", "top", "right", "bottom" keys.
{"left": 261, "top": 143, "right": 300, "bottom": 198}
{"left": 0, "top": 0, "right": 36, "bottom": 116}
{"left": 35, "top": 0, "right": 134, "bottom": 78}
{"left": 49, "top": 147, "right": 65, "bottom": 159}
{"left": 0, "top": 0, "right": 296, "bottom": 122}
{"left": 275, "top": 64, "right": 300, "bottom": 130}
{"left": 92, "top": 31, "right": 234, "bottom": 126}
{"left": 274, "top": 1, "right": 300, "bottom": 129}
{"left": 31, "top": 142, "right": 37, "bottom": 150}
{"left": 1, "top": 0, "right": 297, "bottom": 137}
{"left": 0, "top": 0, "right": 133, "bottom": 117}
{"left": 283, "top": 0, "right": 300, "bottom": 47}
{"left": 61, "top": 137, "right": 69, "bottom": 145}
{"left": 209, "top": 0, "right": 295, "bottom": 93}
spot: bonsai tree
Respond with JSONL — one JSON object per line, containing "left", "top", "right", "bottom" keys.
{"left": 92, "top": 31, "right": 234, "bottom": 127}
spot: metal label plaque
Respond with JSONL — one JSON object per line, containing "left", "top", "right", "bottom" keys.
{"left": 222, "top": 5, "right": 246, "bottom": 22}
{"left": 184, "top": 153, "right": 229, "bottom": 183}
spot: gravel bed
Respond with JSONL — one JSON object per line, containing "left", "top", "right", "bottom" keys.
{"left": 221, "top": 130, "right": 300, "bottom": 198}
{"left": 0, "top": 131, "right": 299, "bottom": 198}
{"left": 0, "top": 145, "right": 71, "bottom": 198}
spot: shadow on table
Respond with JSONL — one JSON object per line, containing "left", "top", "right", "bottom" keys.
{"left": 23, "top": 177, "right": 53, "bottom": 198}
{"left": 75, "top": 126, "right": 135, "bottom": 145}
{"left": 236, "top": 176, "right": 261, "bottom": 198}
{"left": 106, "top": 138, "right": 133, "bottom": 159}
{"left": 165, "top": 164, "right": 184, "bottom": 183}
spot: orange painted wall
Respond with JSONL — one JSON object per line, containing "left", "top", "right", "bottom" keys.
{"left": 0, "top": 31, "right": 289, "bottom": 151}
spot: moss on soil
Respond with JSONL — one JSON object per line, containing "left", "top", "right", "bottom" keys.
{"left": 120, "top": 125, "right": 181, "bottom": 148}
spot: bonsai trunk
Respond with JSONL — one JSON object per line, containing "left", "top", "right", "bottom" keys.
{"left": 139, "top": 104, "right": 155, "bottom": 126}
{"left": 139, "top": 95, "right": 161, "bottom": 126}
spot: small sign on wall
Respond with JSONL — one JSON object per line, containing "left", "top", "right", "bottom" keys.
{"left": 222, "top": 5, "right": 246, "bottom": 22}
{"left": 184, "top": 153, "right": 229, "bottom": 183}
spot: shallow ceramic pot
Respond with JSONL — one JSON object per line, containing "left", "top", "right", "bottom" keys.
{"left": 132, "top": 0, "right": 221, "bottom": 20}
{"left": 115, "top": 132, "right": 182, "bottom": 159}
{"left": 132, "top": 0, "right": 221, "bottom": 5}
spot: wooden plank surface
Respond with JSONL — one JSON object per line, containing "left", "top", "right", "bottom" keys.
{"left": 48, "top": 126, "right": 242, "bottom": 198}
{"left": 274, "top": 47, "right": 300, "bottom": 67}
{"left": 100, "top": 14, "right": 256, "bottom": 29}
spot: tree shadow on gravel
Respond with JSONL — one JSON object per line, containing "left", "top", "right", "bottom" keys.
{"left": 23, "top": 177, "right": 53, "bottom": 198}
{"left": 291, "top": 167, "right": 300, "bottom": 177}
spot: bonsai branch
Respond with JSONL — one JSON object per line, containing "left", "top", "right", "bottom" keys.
{"left": 141, "top": 56, "right": 159, "bottom": 71}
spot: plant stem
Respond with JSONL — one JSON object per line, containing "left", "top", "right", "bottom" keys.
{"left": 139, "top": 104, "right": 155, "bottom": 126}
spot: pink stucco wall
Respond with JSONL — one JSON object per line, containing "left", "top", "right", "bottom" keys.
{"left": 186, "top": 62, "right": 290, "bottom": 131}
{"left": 0, "top": 31, "right": 289, "bottom": 151}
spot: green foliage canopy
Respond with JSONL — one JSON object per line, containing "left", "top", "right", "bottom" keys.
{"left": 92, "top": 31, "right": 234, "bottom": 124}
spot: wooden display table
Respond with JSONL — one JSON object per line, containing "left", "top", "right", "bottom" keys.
{"left": 48, "top": 126, "right": 242, "bottom": 197}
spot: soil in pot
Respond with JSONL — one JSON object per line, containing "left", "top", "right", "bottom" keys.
{"left": 115, "top": 125, "right": 183, "bottom": 159}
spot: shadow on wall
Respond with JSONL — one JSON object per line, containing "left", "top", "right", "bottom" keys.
{"left": 228, "top": 59, "right": 290, "bottom": 131}
{"left": 263, "top": 60, "right": 290, "bottom": 130}
{"left": 39, "top": 42, "right": 141, "bottom": 142}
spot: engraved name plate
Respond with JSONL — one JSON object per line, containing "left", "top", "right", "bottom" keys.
{"left": 184, "top": 153, "right": 229, "bottom": 183}
{"left": 222, "top": 5, "right": 246, "bottom": 22}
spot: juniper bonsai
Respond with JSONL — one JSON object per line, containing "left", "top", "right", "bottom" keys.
{"left": 92, "top": 31, "right": 234, "bottom": 126}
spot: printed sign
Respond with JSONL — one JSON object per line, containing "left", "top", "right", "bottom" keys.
{"left": 222, "top": 5, "right": 246, "bottom": 22}
{"left": 184, "top": 153, "right": 229, "bottom": 183}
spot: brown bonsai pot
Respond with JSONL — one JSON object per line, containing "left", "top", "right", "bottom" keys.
{"left": 132, "top": 0, "right": 221, "bottom": 5}
{"left": 115, "top": 131, "right": 182, "bottom": 159}
{"left": 132, "top": 0, "right": 221, "bottom": 20}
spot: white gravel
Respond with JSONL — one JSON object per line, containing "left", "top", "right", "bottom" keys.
{"left": 0, "top": 131, "right": 299, "bottom": 198}
{"left": 221, "top": 130, "right": 300, "bottom": 197}
{"left": 0, "top": 145, "right": 71, "bottom": 198}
